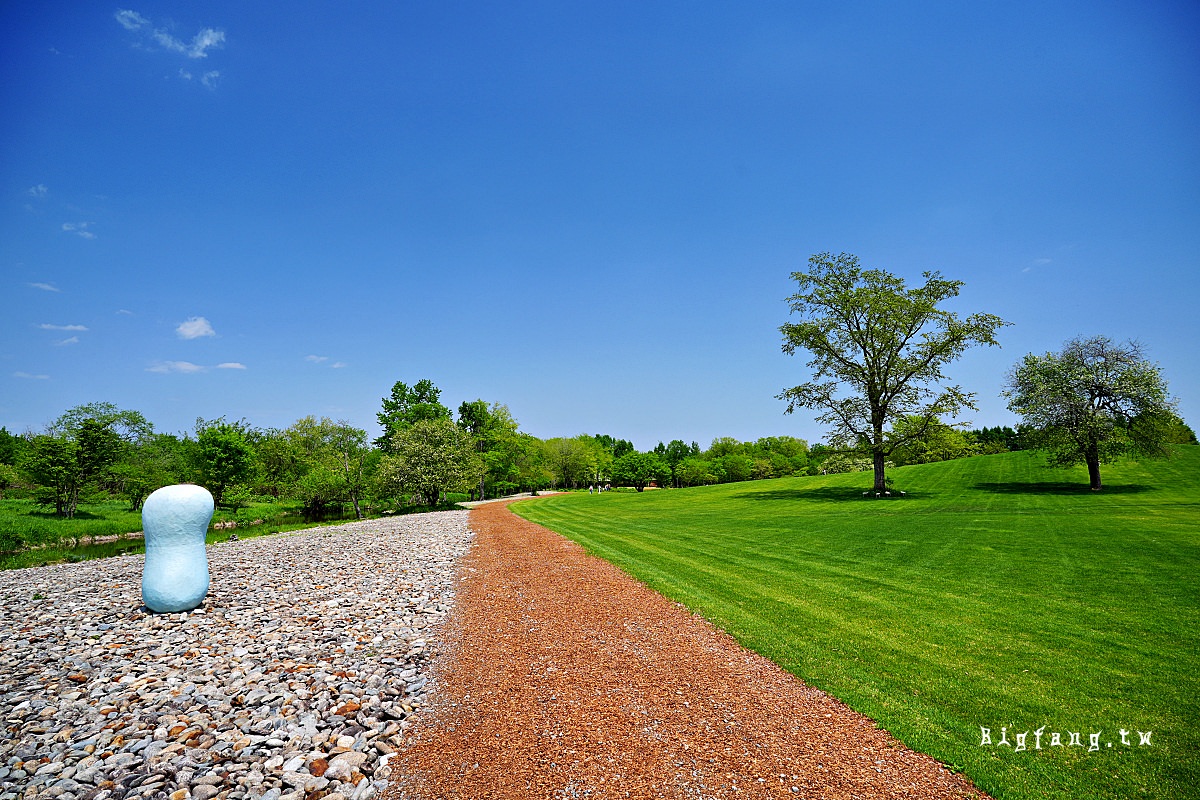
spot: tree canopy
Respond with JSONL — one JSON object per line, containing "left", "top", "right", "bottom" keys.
{"left": 380, "top": 418, "right": 484, "bottom": 506}
{"left": 375, "top": 379, "right": 451, "bottom": 452}
{"left": 195, "top": 418, "right": 255, "bottom": 506}
{"left": 1004, "top": 336, "right": 1177, "bottom": 490}
{"left": 610, "top": 452, "right": 670, "bottom": 492}
{"left": 779, "top": 252, "right": 1009, "bottom": 491}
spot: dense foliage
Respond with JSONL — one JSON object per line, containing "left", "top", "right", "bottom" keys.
{"left": 1004, "top": 336, "right": 1179, "bottom": 490}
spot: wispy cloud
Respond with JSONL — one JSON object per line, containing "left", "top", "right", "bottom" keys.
{"left": 27, "top": 184, "right": 48, "bottom": 199}
{"left": 115, "top": 9, "right": 149, "bottom": 30}
{"left": 179, "top": 68, "right": 222, "bottom": 89}
{"left": 307, "top": 354, "right": 347, "bottom": 368}
{"left": 117, "top": 10, "right": 226, "bottom": 60}
{"left": 146, "top": 360, "right": 205, "bottom": 374}
{"left": 38, "top": 323, "right": 88, "bottom": 331}
{"left": 117, "top": 309, "right": 134, "bottom": 315}
{"left": 62, "top": 222, "right": 96, "bottom": 239}
{"left": 176, "top": 316, "right": 216, "bottom": 339}
{"left": 29, "top": 283, "right": 60, "bottom": 292}
{"left": 155, "top": 27, "right": 224, "bottom": 58}
{"left": 217, "top": 362, "right": 247, "bottom": 370}
{"left": 13, "top": 372, "right": 50, "bottom": 380}
{"left": 54, "top": 336, "right": 80, "bottom": 346}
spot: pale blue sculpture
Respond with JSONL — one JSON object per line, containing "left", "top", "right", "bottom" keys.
{"left": 141, "top": 484, "right": 213, "bottom": 613}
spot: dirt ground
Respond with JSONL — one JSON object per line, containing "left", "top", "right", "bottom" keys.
{"left": 388, "top": 500, "right": 988, "bottom": 799}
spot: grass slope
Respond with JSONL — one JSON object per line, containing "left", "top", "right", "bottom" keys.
{"left": 512, "top": 449, "right": 1200, "bottom": 800}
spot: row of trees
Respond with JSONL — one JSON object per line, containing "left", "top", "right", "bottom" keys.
{"left": 0, "top": 385, "right": 826, "bottom": 520}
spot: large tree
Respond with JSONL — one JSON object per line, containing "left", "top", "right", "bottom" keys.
{"left": 20, "top": 435, "right": 79, "bottom": 518}
{"left": 21, "top": 405, "right": 143, "bottom": 517}
{"left": 195, "top": 419, "right": 255, "bottom": 506}
{"left": 375, "top": 379, "right": 451, "bottom": 452}
{"left": 779, "top": 252, "right": 1009, "bottom": 492}
{"left": 543, "top": 436, "right": 603, "bottom": 489}
{"left": 1003, "top": 336, "right": 1177, "bottom": 491}
{"left": 458, "top": 400, "right": 522, "bottom": 500}
{"left": 610, "top": 452, "right": 671, "bottom": 492}
{"left": 283, "top": 416, "right": 376, "bottom": 520}
{"left": 380, "top": 418, "right": 483, "bottom": 506}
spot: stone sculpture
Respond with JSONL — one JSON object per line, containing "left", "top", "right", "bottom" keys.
{"left": 141, "top": 484, "right": 213, "bottom": 613}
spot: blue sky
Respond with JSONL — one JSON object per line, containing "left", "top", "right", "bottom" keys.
{"left": 3, "top": 1, "right": 1198, "bottom": 450}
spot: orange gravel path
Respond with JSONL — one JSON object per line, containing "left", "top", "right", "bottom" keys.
{"left": 391, "top": 500, "right": 989, "bottom": 799}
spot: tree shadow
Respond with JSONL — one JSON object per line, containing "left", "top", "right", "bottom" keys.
{"left": 28, "top": 508, "right": 106, "bottom": 520}
{"left": 731, "top": 487, "right": 920, "bottom": 503}
{"left": 972, "top": 482, "right": 1153, "bottom": 495}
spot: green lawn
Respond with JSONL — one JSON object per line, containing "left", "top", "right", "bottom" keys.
{"left": 512, "top": 448, "right": 1200, "bottom": 800}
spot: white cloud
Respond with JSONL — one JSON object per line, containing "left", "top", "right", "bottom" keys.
{"left": 176, "top": 316, "right": 216, "bottom": 339}
{"left": 38, "top": 323, "right": 88, "bottom": 331}
{"left": 117, "top": 309, "right": 134, "bottom": 315}
{"left": 217, "top": 362, "right": 246, "bottom": 370}
{"left": 29, "top": 283, "right": 60, "bottom": 292}
{"left": 115, "top": 9, "right": 149, "bottom": 30}
{"left": 189, "top": 29, "right": 225, "bottom": 58}
{"left": 117, "top": 10, "right": 226, "bottom": 76}
{"left": 330, "top": 362, "right": 348, "bottom": 369}
{"left": 54, "top": 336, "right": 80, "bottom": 346}
{"left": 27, "top": 184, "right": 48, "bottom": 199}
{"left": 146, "top": 360, "right": 205, "bottom": 374}
{"left": 152, "top": 25, "right": 225, "bottom": 59}
{"left": 306, "top": 355, "right": 329, "bottom": 363}
{"left": 179, "top": 69, "right": 221, "bottom": 90}
{"left": 62, "top": 222, "right": 96, "bottom": 239}
{"left": 13, "top": 371, "right": 50, "bottom": 380}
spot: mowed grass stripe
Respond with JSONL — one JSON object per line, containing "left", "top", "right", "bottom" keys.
{"left": 513, "top": 448, "right": 1200, "bottom": 800}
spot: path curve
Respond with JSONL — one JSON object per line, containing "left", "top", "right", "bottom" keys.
{"left": 391, "top": 500, "right": 988, "bottom": 799}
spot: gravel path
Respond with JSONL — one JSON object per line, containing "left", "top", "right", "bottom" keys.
{"left": 0, "top": 510, "right": 472, "bottom": 800}
{"left": 391, "top": 501, "right": 990, "bottom": 799}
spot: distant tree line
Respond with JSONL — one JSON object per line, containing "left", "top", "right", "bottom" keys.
{"left": 0, "top": 385, "right": 809, "bottom": 517}
{"left": 3, "top": 364, "right": 1196, "bottom": 522}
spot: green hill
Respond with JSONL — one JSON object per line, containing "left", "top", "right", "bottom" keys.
{"left": 513, "top": 448, "right": 1200, "bottom": 800}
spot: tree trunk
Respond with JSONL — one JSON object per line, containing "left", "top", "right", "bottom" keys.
{"left": 873, "top": 449, "right": 887, "bottom": 492}
{"left": 1086, "top": 446, "right": 1103, "bottom": 491}
{"left": 352, "top": 496, "right": 363, "bottom": 519}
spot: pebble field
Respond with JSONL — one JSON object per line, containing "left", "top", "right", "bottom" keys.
{"left": 0, "top": 510, "right": 472, "bottom": 800}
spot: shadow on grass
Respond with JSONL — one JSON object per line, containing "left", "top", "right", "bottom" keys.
{"left": 27, "top": 508, "right": 109, "bottom": 520}
{"left": 731, "top": 487, "right": 921, "bottom": 503}
{"left": 972, "top": 482, "right": 1153, "bottom": 495}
